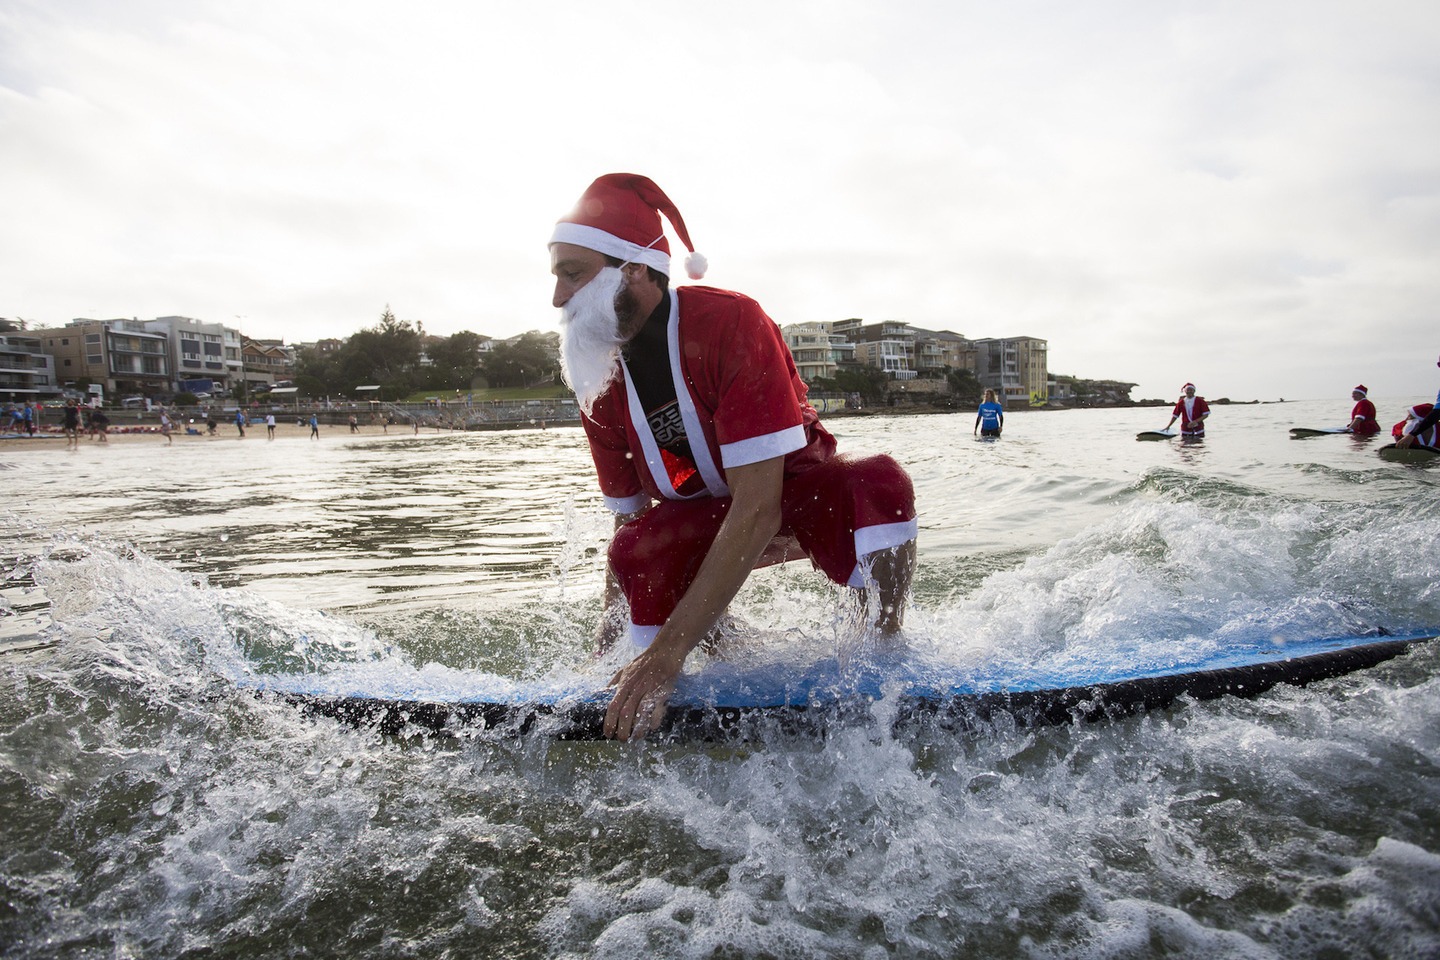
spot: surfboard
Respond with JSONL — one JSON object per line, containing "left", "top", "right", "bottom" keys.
{"left": 246, "top": 630, "right": 1436, "bottom": 741}
{"left": 1289, "top": 427, "right": 1350, "bottom": 438}
{"left": 1378, "top": 442, "right": 1440, "bottom": 463}
{"left": 1136, "top": 430, "right": 1177, "bottom": 441}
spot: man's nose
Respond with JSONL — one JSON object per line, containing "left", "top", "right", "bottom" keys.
{"left": 553, "top": 280, "right": 572, "bottom": 309}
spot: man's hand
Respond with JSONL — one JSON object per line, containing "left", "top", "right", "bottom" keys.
{"left": 1397, "top": 434, "right": 1416, "bottom": 449}
{"left": 605, "top": 642, "right": 686, "bottom": 740}
{"left": 600, "top": 456, "right": 784, "bottom": 741}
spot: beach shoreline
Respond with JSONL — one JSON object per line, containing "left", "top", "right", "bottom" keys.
{"left": 0, "top": 422, "right": 476, "bottom": 446}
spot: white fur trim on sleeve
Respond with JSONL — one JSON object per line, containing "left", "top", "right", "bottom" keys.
{"left": 719, "top": 424, "right": 807, "bottom": 468}
{"left": 602, "top": 492, "right": 650, "bottom": 515}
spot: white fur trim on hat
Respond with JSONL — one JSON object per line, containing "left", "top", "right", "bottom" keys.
{"left": 549, "top": 222, "right": 672, "bottom": 276}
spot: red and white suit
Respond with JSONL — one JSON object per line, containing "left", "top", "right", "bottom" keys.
{"left": 1171, "top": 395, "right": 1211, "bottom": 436}
{"left": 1393, "top": 403, "right": 1437, "bottom": 447}
{"left": 1350, "top": 397, "right": 1380, "bottom": 436}
{"left": 582, "top": 286, "right": 917, "bottom": 646}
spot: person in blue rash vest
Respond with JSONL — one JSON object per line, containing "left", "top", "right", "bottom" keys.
{"left": 974, "top": 389, "right": 1004, "bottom": 438}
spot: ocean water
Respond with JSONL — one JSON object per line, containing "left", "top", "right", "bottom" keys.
{"left": 1, "top": 397, "right": 1438, "bottom": 959}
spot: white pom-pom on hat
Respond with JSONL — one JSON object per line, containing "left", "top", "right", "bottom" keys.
{"left": 684, "top": 251, "right": 708, "bottom": 280}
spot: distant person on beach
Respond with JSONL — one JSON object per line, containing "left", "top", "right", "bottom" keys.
{"left": 348, "top": 414, "right": 358, "bottom": 433}
{"left": 1165, "top": 383, "right": 1211, "bottom": 438}
{"left": 90, "top": 408, "right": 110, "bottom": 442}
{"left": 62, "top": 400, "right": 80, "bottom": 449}
{"left": 974, "top": 389, "right": 1004, "bottom": 438}
{"left": 21, "top": 403, "right": 34, "bottom": 436}
{"left": 159, "top": 410, "right": 173, "bottom": 444}
{"left": 1396, "top": 354, "right": 1440, "bottom": 449}
{"left": 265, "top": 413, "right": 276, "bottom": 439}
{"left": 1346, "top": 385, "right": 1380, "bottom": 436}
{"left": 549, "top": 173, "right": 917, "bottom": 740}
{"left": 234, "top": 409, "right": 246, "bottom": 437}
{"left": 309, "top": 414, "right": 320, "bottom": 439}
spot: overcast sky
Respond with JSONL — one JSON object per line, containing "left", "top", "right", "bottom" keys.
{"left": 3, "top": 0, "right": 1437, "bottom": 401}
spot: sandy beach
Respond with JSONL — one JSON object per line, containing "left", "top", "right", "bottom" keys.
{"left": 0, "top": 422, "right": 465, "bottom": 446}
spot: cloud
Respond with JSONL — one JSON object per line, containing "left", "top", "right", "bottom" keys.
{"left": 2, "top": 0, "right": 1438, "bottom": 401}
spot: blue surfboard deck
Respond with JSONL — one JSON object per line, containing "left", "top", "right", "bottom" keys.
{"left": 245, "top": 630, "right": 1436, "bottom": 741}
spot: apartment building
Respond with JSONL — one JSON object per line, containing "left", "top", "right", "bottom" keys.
{"left": 782, "top": 322, "right": 838, "bottom": 383}
{"left": 242, "top": 339, "right": 295, "bottom": 393}
{"left": 145, "top": 316, "right": 230, "bottom": 395}
{"left": 974, "top": 336, "right": 1049, "bottom": 406}
{"left": 0, "top": 332, "right": 58, "bottom": 404}
{"left": 852, "top": 321, "right": 917, "bottom": 381}
{"left": 33, "top": 319, "right": 172, "bottom": 400}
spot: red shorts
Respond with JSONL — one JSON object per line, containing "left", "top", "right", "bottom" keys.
{"left": 608, "top": 454, "right": 916, "bottom": 636}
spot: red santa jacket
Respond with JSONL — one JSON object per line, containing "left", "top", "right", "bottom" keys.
{"left": 1171, "top": 395, "right": 1210, "bottom": 433}
{"left": 1350, "top": 397, "right": 1380, "bottom": 435}
{"left": 581, "top": 286, "right": 836, "bottom": 514}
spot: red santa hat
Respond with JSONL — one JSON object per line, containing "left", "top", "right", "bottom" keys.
{"left": 1353, "top": 384, "right": 1368, "bottom": 396}
{"left": 549, "top": 173, "right": 708, "bottom": 280}
{"left": 1182, "top": 382, "right": 1196, "bottom": 392}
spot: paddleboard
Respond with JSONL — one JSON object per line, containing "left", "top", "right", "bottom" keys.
{"left": 1136, "top": 430, "right": 1177, "bottom": 441}
{"left": 1378, "top": 442, "right": 1440, "bottom": 463}
{"left": 1289, "top": 427, "right": 1350, "bottom": 438}
{"left": 246, "top": 630, "right": 1436, "bottom": 741}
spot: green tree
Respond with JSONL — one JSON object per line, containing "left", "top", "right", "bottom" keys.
{"left": 811, "top": 365, "right": 890, "bottom": 404}
{"left": 424, "top": 331, "right": 487, "bottom": 391}
{"left": 480, "top": 331, "right": 558, "bottom": 388}
{"left": 290, "top": 307, "right": 424, "bottom": 399}
{"left": 945, "top": 367, "right": 984, "bottom": 404}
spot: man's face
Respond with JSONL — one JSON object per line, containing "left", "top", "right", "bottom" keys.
{"left": 550, "top": 243, "right": 607, "bottom": 310}
{"left": 551, "top": 242, "right": 649, "bottom": 337}
{"left": 1185, "top": 387, "right": 1196, "bottom": 398}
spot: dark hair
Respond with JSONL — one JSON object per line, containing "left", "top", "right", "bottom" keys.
{"left": 603, "top": 255, "right": 669, "bottom": 294}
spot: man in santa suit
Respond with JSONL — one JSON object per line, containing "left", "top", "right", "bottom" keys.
{"left": 1347, "top": 385, "right": 1380, "bottom": 436}
{"left": 549, "top": 173, "right": 917, "bottom": 740}
{"left": 1165, "top": 383, "right": 1211, "bottom": 438}
{"left": 1397, "top": 354, "right": 1440, "bottom": 449}
{"left": 1393, "top": 403, "right": 1438, "bottom": 448}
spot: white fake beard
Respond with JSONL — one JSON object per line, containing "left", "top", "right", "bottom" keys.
{"left": 558, "top": 266, "right": 627, "bottom": 415}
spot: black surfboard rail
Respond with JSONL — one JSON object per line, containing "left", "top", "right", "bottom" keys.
{"left": 275, "top": 635, "right": 1434, "bottom": 742}
{"left": 1378, "top": 442, "right": 1440, "bottom": 462}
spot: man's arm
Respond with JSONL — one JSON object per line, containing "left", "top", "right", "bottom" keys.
{"left": 603, "top": 455, "right": 785, "bottom": 741}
